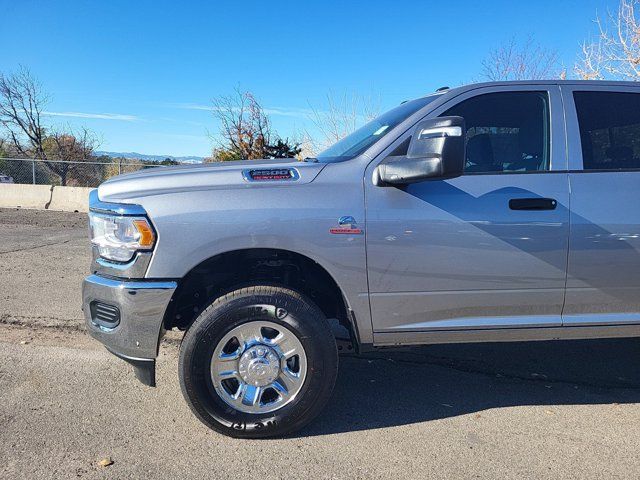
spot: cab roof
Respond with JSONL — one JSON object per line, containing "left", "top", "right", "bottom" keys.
{"left": 433, "top": 79, "right": 640, "bottom": 96}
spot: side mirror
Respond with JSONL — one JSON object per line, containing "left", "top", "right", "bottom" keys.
{"left": 374, "top": 116, "right": 466, "bottom": 186}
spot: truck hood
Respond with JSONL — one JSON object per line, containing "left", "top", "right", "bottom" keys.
{"left": 97, "top": 159, "right": 326, "bottom": 202}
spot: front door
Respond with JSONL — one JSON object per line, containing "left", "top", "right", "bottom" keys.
{"left": 365, "top": 86, "right": 570, "bottom": 338}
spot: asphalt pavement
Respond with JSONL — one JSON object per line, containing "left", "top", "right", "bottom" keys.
{"left": 1, "top": 207, "right": 640, "bottom": 479}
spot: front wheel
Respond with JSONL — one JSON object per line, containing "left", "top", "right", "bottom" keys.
{"left": 178, "top": 286, "right": 339, "bottom": 438}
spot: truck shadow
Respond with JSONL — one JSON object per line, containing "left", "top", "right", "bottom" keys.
{"left": 299, "top": 338, "right": 640, "bottom": 437}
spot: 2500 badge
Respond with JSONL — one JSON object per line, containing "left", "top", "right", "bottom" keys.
{"left": 244, "top": 168, "right": 299, "bottom": 181}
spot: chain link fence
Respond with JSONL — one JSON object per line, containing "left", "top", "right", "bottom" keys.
{"left": 0, "top": 157, "right": 170, "bottom": 188}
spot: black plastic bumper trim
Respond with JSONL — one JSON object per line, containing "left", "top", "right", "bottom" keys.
{"left": 106, "top": 347, "right": 156, "bottom": 387}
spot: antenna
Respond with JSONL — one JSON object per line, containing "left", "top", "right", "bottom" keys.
{"left": 436, "top": 86, "right": 450, "bottom": 92}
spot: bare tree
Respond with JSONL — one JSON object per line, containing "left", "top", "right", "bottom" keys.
{"left": 576, "top": 0, "right": 640, "bottom": 80}
{"left": 0, "top": 66, "right": 48, "bottom": 158}
{"left": 209, "top": 87, "right": 301, "bottom": 161}
{"left": 42, "top": 127, "right": 99, "bottom": 185}
{"left": 482, "top": 37, "right": 562, "bottom": 81}
{"left": 575, "top": 41, "right": 606, "bottom": 80}
{"left": 0, "top": 67, "right": 101, "bottom": 184}
{"left": 210, "top": 87, "right": 272, "bottom": 160}
{"left": 305, "top": 92, "right": 380, "bottom": 156}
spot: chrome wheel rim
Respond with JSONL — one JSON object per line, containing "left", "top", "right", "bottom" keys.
{"left": 210, "top": 320, "right": 307, "bottom": 414}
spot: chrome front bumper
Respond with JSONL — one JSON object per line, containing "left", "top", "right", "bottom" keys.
{"left": 82, "top": 274, "right": 177, "bottom": 386}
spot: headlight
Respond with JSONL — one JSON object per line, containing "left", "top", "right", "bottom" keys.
{"left": 89, "top": 213, "right": 156, "bottom": 262}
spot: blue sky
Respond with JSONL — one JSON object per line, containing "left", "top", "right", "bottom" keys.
{"left": 1, "top": 0, "right": 619, "bottom": 157}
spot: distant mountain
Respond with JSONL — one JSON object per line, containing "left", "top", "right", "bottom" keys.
{"left": 95, "top": 151, "right": 205, "bottom": 164}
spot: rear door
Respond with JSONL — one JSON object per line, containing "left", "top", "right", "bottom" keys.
{"left": 562, "top": 85, "right": 640, "bottom": 325}
{"left": 365, "top": 85, "right": 570, "bottom": 338}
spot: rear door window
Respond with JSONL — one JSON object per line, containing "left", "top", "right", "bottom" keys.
{"left": 573, "top": 91, "right": 640, "bottom": 171}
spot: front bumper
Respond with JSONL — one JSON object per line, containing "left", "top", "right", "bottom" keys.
{"left": 82, "top": 274, "right": 177, "bottom": 386}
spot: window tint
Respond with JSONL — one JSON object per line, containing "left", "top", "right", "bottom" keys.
{"left": 442, "top": 92, "right": 550, "bottom": 173}
{"left": 574, "top": 91, "right": 640, "bottom": 171}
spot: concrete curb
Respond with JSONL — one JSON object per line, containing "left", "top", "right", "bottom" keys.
{"left": 0, "top": 184, "right": 91, "bottom": 212}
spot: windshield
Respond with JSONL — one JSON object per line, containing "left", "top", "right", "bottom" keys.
{"left": 315, "top": 95, "right": 441, "bottom": 163}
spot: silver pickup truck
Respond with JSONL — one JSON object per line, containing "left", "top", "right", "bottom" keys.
{"left": 83, "top": 80, "right": 640, "bottom": 438}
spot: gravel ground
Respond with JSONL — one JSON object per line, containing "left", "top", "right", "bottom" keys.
{"left": 0, "top": 207, "right": 88, "bottom": 330}
{"left": 1, "top": 207, "right": 640, "bottom": 479}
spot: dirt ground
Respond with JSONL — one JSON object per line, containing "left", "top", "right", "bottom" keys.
{"left": 2, "top": 207, "right": 640, "bottom": 479}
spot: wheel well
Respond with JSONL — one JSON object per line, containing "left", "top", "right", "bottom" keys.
{"left": 164, "top": 248, "right": 353, "bottom": 341}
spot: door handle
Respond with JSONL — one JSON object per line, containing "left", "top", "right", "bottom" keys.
{"left": 509, "top": 198, "right": 557, "bottom": 211}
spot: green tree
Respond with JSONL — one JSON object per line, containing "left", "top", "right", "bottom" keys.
{"left": 160, "top": 158, "right": 179, "bottom": 165}
{"left": 209, "top": 138, "right": 300, "bottom": 162}
{"left": 264, "top": 138, "right": 301, "bottom": 159}
{"left": 208, "top": 147, "right": 243, "bottom": 162}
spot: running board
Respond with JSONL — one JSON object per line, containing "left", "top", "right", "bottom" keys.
{"left": 374, "top": 324, "right": 640, "bottom": 347}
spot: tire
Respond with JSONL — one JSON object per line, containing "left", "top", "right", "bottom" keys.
{"left": 178, "top": 285, "right": 339, "bottom": 438}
